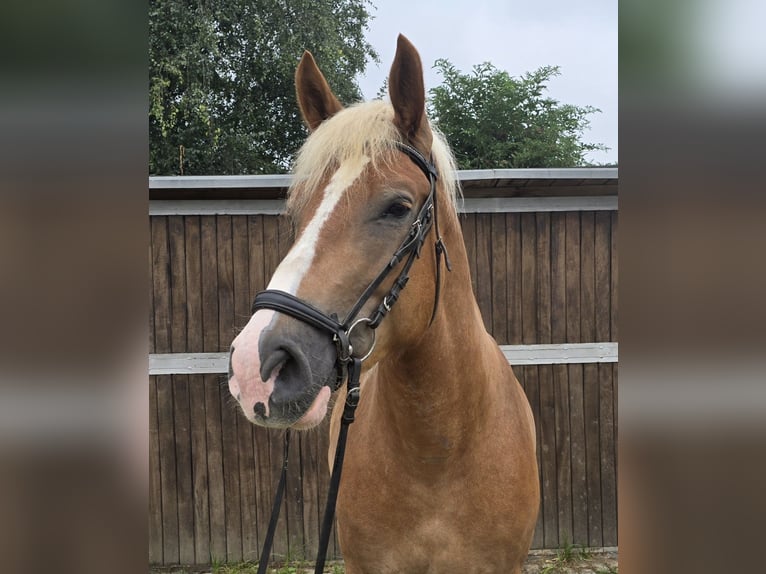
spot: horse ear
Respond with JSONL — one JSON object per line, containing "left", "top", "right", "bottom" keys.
{"left": 296, "top": 51, "right": 343, "bottom": 131}
{"left": 388, "top": 34, "right": 432, "bottom": 149}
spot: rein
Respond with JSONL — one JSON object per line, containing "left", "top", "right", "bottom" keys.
{"left": 251, "top": 142, "right": 450, "bottom": 574}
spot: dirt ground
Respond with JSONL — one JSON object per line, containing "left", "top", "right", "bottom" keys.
{"left": 522, "top": 548, "right": 618, "bottom": 573}
{"left": 150, "top": 549, "right": 618, "bottom": 573}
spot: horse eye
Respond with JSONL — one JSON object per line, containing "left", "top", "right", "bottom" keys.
{"left": 383, "top": 201, "right": 411, "bottom": 219}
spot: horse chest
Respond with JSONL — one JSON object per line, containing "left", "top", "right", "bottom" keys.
{"left": 337, "top": 437, "right": 525, "bottom": 573}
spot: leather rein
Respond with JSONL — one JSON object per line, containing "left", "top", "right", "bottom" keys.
{"left": 252, "top": 142, "right": 451, "bottom": 574}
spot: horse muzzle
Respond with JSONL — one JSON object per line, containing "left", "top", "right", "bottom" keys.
{"left": 228, "top": 310, "right": 337, "bottom": 429}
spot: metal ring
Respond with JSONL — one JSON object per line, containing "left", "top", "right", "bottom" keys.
{"left": 346, "top": 317, "right": 376, "bottom": 362}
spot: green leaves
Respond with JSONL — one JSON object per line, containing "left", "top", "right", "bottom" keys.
{"left": 428, "top": 60, "right": 607, "bottom": 169}
{"left": 149, "top": 0, "right": 378, "bottom": 175}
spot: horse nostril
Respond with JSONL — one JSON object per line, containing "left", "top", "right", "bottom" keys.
{"left": 254, "top": 403, "right": 267, "bottom": 418}
{"left": 260, "top": 348, "right": 290, "bottom": 382}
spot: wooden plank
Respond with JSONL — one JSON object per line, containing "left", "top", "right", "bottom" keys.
{"left": 168, "top": 216, "right": 188, "bottom": 353}
{"left": 189, "top": 376, "right": 211, "bottom": 564}
{"left": 151, "top": 218, "right": 179, "bottom": 563}
{"left": 610, "top": 212, "right": 618, "bottom": 341}
{"left": 506, "top": 213, "right": 522, "bottom": 344}
{"left": 459, "top": 214, "right": 478, "bottom": 298}
{"left": 535, "top": 213, "right": 557, "bottom": 547}
{"left": 522, "top": 366, "right": 543, "bottom": 549}
{"left": 536, "top": 213, "right": 552, "bottom": 344}
{"left": 580, "top": 212, "right": 596, "bottom": 344}
{"left": 565, "top": 212, "right": 588, "bottom": 546}
{"left": 610, "top": 213, "right": 618, "bottom": 542}
{"left": 262, "top": 217, "right": 281, "bottom": 286}
{"left": 151, "top": 344, "right": 618, "bottom": 374}
{"left": 204, "top": 376, "right": 227, "bottom": 563}
{"left": 151, "top": 218, "right": 171, "bottom": 355}
{"left": 148, "top": 376, "right": 163, "bottom": 563}
{"left": 550, "top": 214, "right": 566, "bottom": 345}
{"left": 459, "top": 195, "right": 617, "bottom": 213}
{"left": 564, "top": 213, "right": 581, "bottom": 344}
{"left": 235, "top": 218, "right": 259, "bottom": 563}
{"left": 217, "top": 215, "right": 237, "bottom": 351}
{"left": 300, "top": 420, "right": 322, "bottom": 559}
{"left": 567, "top": 363, "right": 587, "bottom": 547}
{"left": 581, "top": 212, "right": 603, "bottom": 547}
{"left": 201, "top": 216, "right": 226, "bottom": 561}
{"left": 200, "top": 219, "right": 219, "bottom": 356}
{"left": 550, "top": 212, "right": 572, "bottom": 543}
{"left": 474, "top": 213, "right": 493, "bottom": 331}
{"left": 598, "top": 363, "right": 617, "bottom": 547}
{"left": 520, "top": 214, "right": 543, "bottom": 549}
{"left": 173, "top": 375, "right": 195, "bottom": 563}
{"left": 233, "top": 215, "right": 253, "bottom": 330}
{"left": 156, "top": 374, "right": 180, "bottom": 563}
{"left": 251, "top": 424, "right": 272, "bottom": 553}
{"left": 148, "top": 231, "right": 161, "bottom": 563}
{"left": 594, "top": 212, "right": 612, "bottom": 345}
{"left": 217, "top": 215, "right": 243, "bottom": 562}
{"left": 553, "top": 363, "right": 572, "bottom": 545}
{"left": 233, "top": 215, "right": 259, "bottom": 562}
{"left": 149, "top": 238, "right": 156, "bottom": 355}
{"left": 268, "top": 429, "right": 291, "bottom": 561}
{"left": 595, "top": 212, "right": 617, "bottom": 546}
{"left": 248, "top": 215, "right": 267, "bottom": 294}
{"left": 538, "top": 364, "right": 558, "bottom": 548}
{"left": 490, "top": 213, "right": 508, "bottom": 343}
{"left": 184, "top": 217, "right": 211, "bottom": 564}
{"left": 521, "top": 213, "right": 537, "bottom": 345}
{"left": 313, "top": 420, "right": 336, "bottom": 560}
{"left": 287, "top": 434, "right": 306, "bottom": 560}
{"left": 168, "top": 216, "right": 195, "bottom": 564}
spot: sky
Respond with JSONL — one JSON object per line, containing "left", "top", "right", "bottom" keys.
{"left": 355, "top": 0, "right": 618, "bottom": 165}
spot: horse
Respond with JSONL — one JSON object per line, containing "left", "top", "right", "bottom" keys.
{"left": 228, "top": 34, "right": 539, "bottom": 574}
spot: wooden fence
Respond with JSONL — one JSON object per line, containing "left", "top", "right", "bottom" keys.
{"left": 149, "top": 169, "right": 618, "bottom": 565}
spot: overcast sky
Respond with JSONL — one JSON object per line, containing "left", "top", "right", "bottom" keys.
{"left": 356, "top": 0, "right": 617, "bottom": 165}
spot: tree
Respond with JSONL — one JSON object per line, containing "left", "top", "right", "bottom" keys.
{"left": 428, "top": 60, "right": 606, "bottom": 169}
{"left": 149, "top": 0, "right": 378, "bottom": 175}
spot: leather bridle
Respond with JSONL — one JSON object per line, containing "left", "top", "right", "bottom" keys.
{"left": 252, "top": 142, "right": 452, "bottom": 574}
{"left": 250, "top": 141, "right": 451, "bottom": 392}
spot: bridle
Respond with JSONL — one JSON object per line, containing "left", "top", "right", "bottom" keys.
{"left": 251, "top": 141, "right": 452, "bottom": 574}
{"left": 251, "top": 141, "right": 452, "bottom": 391}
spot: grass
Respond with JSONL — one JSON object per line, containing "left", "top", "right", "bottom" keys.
{"left": 205, "top": 561, "right": 344, "bottom": 574}
{"left": 539, "top": 540, "right": 610, "bottom": 573}
{"left": 152, "top": 549, "right": 617, "bottom": 574}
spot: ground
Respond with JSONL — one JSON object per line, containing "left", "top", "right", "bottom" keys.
{"left": 149, "top": 548, "right": 618, "bottom": 574}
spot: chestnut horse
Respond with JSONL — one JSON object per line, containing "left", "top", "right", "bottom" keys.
{"left": 228, "top": 35, "right": 539, "bottom": 574}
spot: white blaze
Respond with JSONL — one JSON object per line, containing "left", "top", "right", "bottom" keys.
{"left": 268, "top": 156, "right": 370, "bottom": 294}
{"left": 228, "top": 156, "right": 369, "bottom": 422}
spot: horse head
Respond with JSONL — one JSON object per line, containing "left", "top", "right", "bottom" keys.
{"left": 228, "top": 35, "right": 458, "bottom": 429}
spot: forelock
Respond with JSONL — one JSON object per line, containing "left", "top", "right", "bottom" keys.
{"left": 287, "top": 99, "right": 460, "bottom": 217}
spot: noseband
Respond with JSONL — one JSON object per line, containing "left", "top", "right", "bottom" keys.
{"left": 250, "top": 141, "right": 452, "bottom": 391}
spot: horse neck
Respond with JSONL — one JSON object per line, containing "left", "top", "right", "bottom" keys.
{"left": 373, "top": 205, "right": 499, "bottom": 458}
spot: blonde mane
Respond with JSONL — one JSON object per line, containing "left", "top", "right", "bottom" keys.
{"left": 288, "top": 99, "right": 460, "bottom": 215}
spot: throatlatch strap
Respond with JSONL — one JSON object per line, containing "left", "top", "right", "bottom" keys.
{"left": 257, "top": 429, "right": 291, "bottom": 574}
